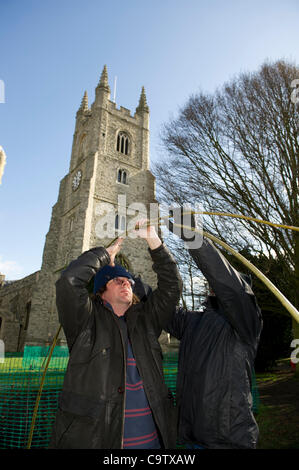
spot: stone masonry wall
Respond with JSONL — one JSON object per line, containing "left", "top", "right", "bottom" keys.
{"left": 0, "top": 272, "right": 39, "bottom": 351}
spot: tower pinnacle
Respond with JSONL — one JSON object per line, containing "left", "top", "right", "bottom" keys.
{"left": 136, "top": 86, "right": 149, "bottom": 113}
{"left": 97, "top": 64, "right": 110, "bottom": 92}
{"left": 81, "top": 91, "right": 89, "bottom": 111}
{"left": 76, "top": 90, "right": 89, "bottom": 116}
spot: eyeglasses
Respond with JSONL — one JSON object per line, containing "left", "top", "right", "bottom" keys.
{"left": 110, "top": 277, "right": 135, "bottom": 287}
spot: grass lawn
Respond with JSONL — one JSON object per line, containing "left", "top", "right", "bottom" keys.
{"left": 255, "top": 362, "right": 299, "bottom": 449}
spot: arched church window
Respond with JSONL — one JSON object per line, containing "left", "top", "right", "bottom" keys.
{"left": 69, "top": 215, "right": 75, "bottom": 232}
{"left": 117, "top": 132, "right": 129, "bottom": 156}
{"left": 24, "top": 302, "right": 31, "bottom": 331}
{"left": 117, "top": 169, "right": 128, "bottom": 185}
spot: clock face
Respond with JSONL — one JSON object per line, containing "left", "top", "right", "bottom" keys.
{"left": 72, "top": 170, "right": 82, "bottom": 191}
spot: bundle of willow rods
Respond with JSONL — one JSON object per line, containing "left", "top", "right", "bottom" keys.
{"left": 27, "top": 211, "right": 299, "bottom": 448}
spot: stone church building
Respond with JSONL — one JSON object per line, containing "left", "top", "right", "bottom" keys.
{"left": 0, "top": 65, "right": 165, "bottom": 352}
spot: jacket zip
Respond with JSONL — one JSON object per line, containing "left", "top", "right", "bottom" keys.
{"left": 111, "top": 313, "right": 127, "bottom": 449}
{"left": 120, "top": 327, "right": 127, "bottom": 449}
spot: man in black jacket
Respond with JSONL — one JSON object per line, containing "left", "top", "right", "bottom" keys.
{"left": 49, "top": 221, "right": 181, "bottom": 449}
{"left": 165, "top": 218, "right": 263, "bottom": 449}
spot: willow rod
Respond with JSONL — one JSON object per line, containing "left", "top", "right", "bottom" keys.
{"left": 171, "top": 221, "right": 299, "bottom": 324}
{"left": 26, "top": 325, "right": 62, "bottom": 449}
{"left": 181, "top": 210, "right": 299, "bottom": 232}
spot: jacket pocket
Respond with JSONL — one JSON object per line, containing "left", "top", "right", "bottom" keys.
{"left": 54, "top": 408, "right": 105, "bottom": 449}
{"left": 69, "top": 343, "right": 111, "bottom": 365}
{"left": 49, "top": 408, "right": 75, "bottom": 448}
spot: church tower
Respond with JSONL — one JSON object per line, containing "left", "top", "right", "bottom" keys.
{"left": 26, "top": 66, "right": 158, "bottom": 345}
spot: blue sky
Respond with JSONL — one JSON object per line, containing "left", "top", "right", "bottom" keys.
{"left": 0, "top": 0, "right": 299, "bottom": 280}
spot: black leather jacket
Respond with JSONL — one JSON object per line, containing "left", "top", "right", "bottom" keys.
{"left": 49, "top": 243, "right": 181, "bottom": 449}
{"left": 166, "top": 238, "right": 263, "bottom": 449}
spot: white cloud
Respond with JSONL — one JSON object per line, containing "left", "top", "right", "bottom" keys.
{"left": 0, "top": 255, "right": 24, "bottom": 280}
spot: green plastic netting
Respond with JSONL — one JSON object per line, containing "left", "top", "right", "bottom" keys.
{"left": 0, "top": 346, "right": 259, "bottom": 449}
{"left": 0, "top": 346, "right": 69, "bottom": 449}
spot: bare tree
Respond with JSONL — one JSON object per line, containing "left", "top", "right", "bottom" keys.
{"left": 162, "top": 230, "right": 207, "bottom": 311}
{"left": 154, "top": 60, "right": 299, "bottom": 354}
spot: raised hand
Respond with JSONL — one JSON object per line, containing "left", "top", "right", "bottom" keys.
{"left": 106, "top": 238, "right": 124, "bottom": 266}
{"left": 134, "top": 219, "right": 162, "bottom": 250}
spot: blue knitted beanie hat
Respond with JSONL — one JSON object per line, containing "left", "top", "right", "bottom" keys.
{"left": 93, "top": 264, "right": 134, "bottom": 294}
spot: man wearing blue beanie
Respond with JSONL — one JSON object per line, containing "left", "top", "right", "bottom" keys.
{"left": 49, "top": 220, "right": 181, "bottom": 449}
{"left": 93, "top": 263, "right": 134, "bottom": 295}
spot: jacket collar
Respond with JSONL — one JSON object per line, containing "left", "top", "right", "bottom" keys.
{"left": 96, "top": 295, "right": 140, "bottom": 329}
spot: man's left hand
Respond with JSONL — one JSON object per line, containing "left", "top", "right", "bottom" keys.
{"left": 134, "top": 219, "right": 162, "bottom": 250}
{"left": 106, "top": 238, "right": 124, "bottom": 266}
